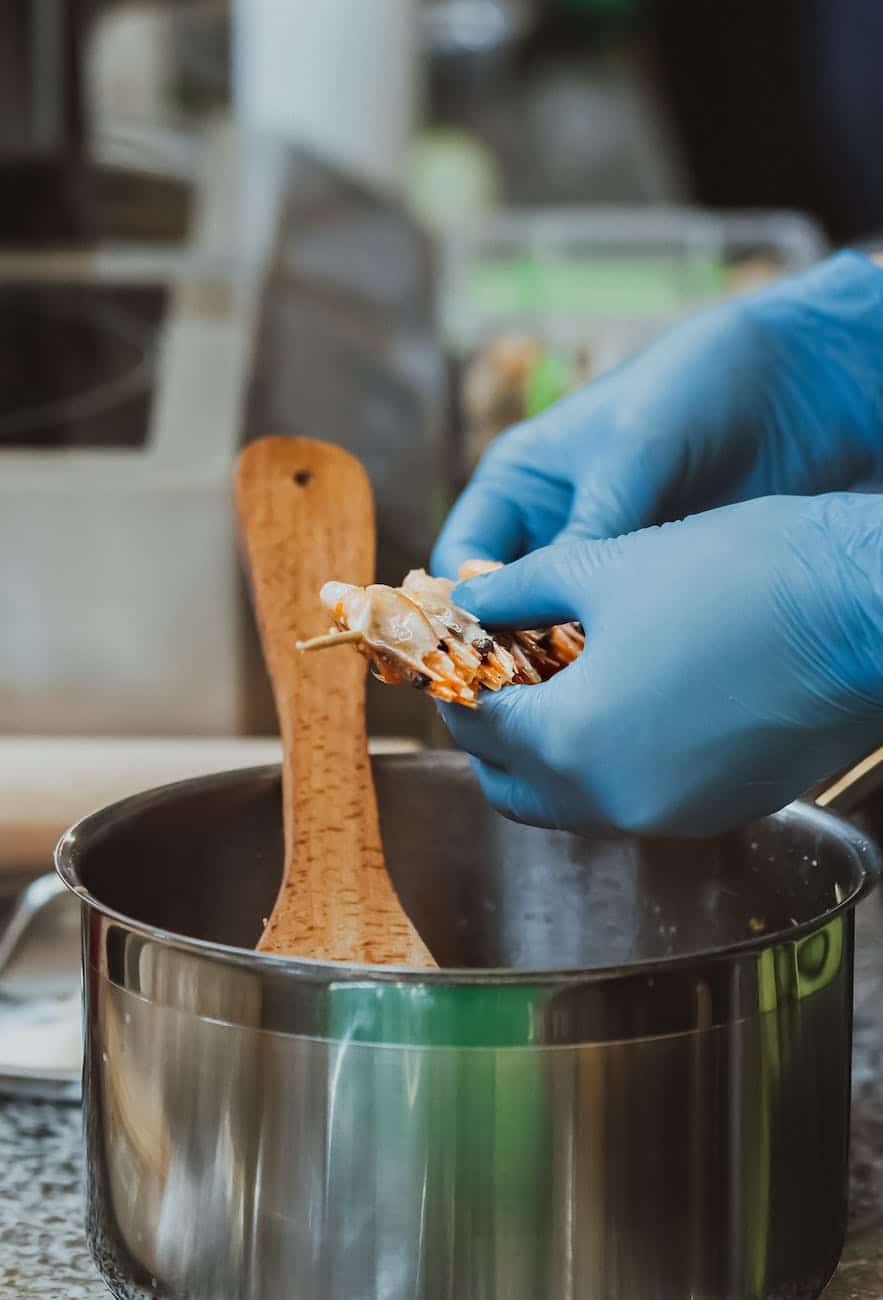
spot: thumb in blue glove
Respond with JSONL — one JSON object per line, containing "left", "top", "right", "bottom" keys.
{"left": 440, "top": 493, "right": 883, "bottom": 837}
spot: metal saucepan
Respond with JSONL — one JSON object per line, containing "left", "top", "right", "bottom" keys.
{"left": 57, "top": 749, "right": 883, "bottom": 1300}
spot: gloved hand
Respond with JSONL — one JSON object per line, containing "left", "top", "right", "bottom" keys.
{"left": 432, "top": 251, "right": 883, "bottom": 579}
{"left": 441, "top": 493, "right": 883, "bottom": 837}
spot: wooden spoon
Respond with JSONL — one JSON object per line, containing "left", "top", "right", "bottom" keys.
{"left": 234, "top": 436, "right": 436, "bottom": 967}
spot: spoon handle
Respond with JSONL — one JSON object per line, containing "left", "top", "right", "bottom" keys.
{"left": 235, "top": 436, "right": 435, "bottom": 966}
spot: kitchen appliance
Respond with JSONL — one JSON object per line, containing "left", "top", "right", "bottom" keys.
{"left": 58, "top": 749, "right": 881, "bottom": 1300}
{"left": 0, "top": 119, "right": 444, "bottom": 740}
{"left": 0, "top": 0, "right": 444, "bottom": 742}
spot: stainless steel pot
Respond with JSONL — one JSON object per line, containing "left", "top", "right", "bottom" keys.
{"left": 57, "top": 751, "right": 883, "bottom": 1300}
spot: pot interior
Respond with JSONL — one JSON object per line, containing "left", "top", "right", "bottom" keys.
{"left": 69, "top": 752, "right": 878, "bottom": 971}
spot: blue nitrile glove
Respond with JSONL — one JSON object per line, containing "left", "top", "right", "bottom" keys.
{"left": 432, "top": 251, "right": 883, "bottom": 580}
{"left": 440, "top": 493, "right": 883, "bottom": 837}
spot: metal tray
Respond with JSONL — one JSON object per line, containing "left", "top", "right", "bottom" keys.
{"left": 0, "top": 873, "right": 82, "bottom": 1103}
{"left": 440, "top": 204, "right": 829, "bottom": 355}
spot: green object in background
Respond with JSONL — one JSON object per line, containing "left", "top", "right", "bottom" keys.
{"left": 525, "top": 351, "right": 572, "bottom": 417}
{"left": 468, "top": 255, "right": 727, "bottom": 316}
{"left": 407, "top": 129, "right": 501, "bottom": 234}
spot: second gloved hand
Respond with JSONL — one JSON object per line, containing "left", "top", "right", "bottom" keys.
{"left": 441, "top": 493, "right": 883, "bottom": 837}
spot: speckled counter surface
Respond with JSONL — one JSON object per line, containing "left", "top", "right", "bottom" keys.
{"left": 820, "top": 893, "right": 883, "bottom": 1300}
{"left": 0, "top": 1101, "right": 103, "bottom": 1299}
{"left": 2, "top": 897, "right": 883, "bottom": 1300}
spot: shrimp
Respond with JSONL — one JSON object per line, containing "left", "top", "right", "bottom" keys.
{"left": 298, "top": 561, "right": 584, "bottom": 707}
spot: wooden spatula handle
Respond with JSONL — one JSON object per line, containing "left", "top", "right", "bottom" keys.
{"left": 235, "top": 436, "right": 435, "bottom": 967}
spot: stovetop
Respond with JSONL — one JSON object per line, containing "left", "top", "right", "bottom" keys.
{"left": 0, "top": 282, "right": 166, "bottom": 450}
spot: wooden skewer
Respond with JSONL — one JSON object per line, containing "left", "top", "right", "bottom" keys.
{"left": 235, "top": 435, "right": 436, "bottom": 967}
{"left": 296, "top": 629, "right": 364, "bottom": 653}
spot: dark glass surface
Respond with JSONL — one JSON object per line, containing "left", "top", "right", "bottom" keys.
{"left": 0, "top": 283, "right": 167, "bottom": 449}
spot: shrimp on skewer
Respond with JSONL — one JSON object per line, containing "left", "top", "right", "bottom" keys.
{"left": 296, "top": 560, "right": 585, "bottom": 708}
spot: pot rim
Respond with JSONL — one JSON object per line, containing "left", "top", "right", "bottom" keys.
{"left": 54, "top": 755, "right": 882, "bottom": 986}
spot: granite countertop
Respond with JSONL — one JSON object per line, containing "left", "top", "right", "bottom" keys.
{"left": 2, "top": 896, "right": 883, "bottom": 1299}
{"left": 823, "top": 892, "right": 883, "bottom": 1299}
{"left": 0, "top": 1101, "right": 102, "bottom": 1300}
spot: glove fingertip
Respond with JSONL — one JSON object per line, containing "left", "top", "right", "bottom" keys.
{"left": 431, "top": 540, "right": 500, "bottom": 581}
{"left": 451, "top": 577, "right": 480, "bottom": 612}
{"left": 429, "top": 541, "right": 463, "bottom": 582}
{"left": 452, "top": 560, "right": 518, "bottom": 616}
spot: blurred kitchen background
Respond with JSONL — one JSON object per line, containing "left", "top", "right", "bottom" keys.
{"left": 2, "top": 0, "right": 883, "bottom": 842}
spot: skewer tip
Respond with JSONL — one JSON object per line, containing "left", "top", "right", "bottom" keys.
{"left": 296, "top": 628, "right": 364, "bottom": 653}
